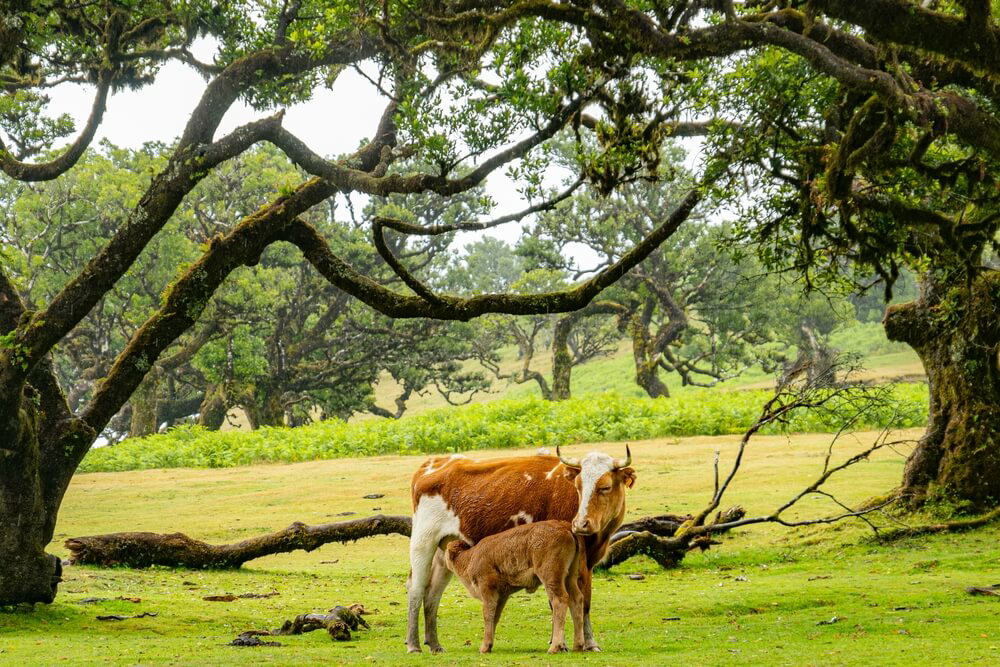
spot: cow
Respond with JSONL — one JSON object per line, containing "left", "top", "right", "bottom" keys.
{"left": 444, "top": 519, "right": 586, "bottom": 654}
{"left": 405, "top": 445, "right": 635, "bottom": 653}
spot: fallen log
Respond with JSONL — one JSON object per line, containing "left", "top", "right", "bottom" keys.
{"left": 601, "top": 506, "right": 746, "bottom": 570}
{"left": 65, "top": 511, "right": 744, "bottom": 570}
{"left": 610, "top": 513, "right": 693, "bottom": 542}
{"left": 65, "top": 515, "right": 413, "bottom": 568}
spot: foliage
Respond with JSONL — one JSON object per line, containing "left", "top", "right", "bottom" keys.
{"left": 79, "top": 384, "right": 928, "bottom": 472}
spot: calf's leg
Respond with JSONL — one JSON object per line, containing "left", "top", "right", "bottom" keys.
{"left": 480, "top": 587, "right": 500, "bottom": 654}
{"left": 546, "top": 586, "right": 570, "bottom": 653}
{"left": 492, "top": 591, "right": 510, "bottom": 635}
{"left": 566, "top": 567, "right": 585, "bottom": 651}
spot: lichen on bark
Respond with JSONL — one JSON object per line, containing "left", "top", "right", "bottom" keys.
{"left": 885, "top": 270, "right": 1000, "bottom": 510}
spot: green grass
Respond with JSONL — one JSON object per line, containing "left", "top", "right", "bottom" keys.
{"left": 4, "top": 431, "right": 1000, "bottom": 666}
{"left": 81, "top": 384, "right": 930, "bottom": 472}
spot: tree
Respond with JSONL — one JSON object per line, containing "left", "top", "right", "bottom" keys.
{"left": 450, "top": 239, "right": 620, "bottom": 400}
{"left": 2, "top": 141, "right": 487, "bottom": 434}
{"left": 526, "top": 1, "right": 1000, "bottom": 509}
{"left": 530, "top": 171, "right": 775, "bottom": 398}
{"left": 766, "top": 289, "right": 854, "bottom": 389}
{"left": 1, "top": 1, "right": 704, "bottom": 604}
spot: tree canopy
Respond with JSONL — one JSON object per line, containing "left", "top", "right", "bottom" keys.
{"left": 6, "top": 0, "right": 1000, "bottom": 607}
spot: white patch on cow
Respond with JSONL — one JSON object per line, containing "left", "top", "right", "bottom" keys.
{"left": 508, "top": 510, "right": 534, "bottom": 526}
{"left": 523, "top": 472, "right": 533, "bottom": 482}
{"left": 545, "top": 463, "right": 562, "bottom": 479}
{"left": 411, "top": 493, "right": 467, "bottom": 547}
{"left": 575, "top": 452, "right": 615, "bottom": 525}
{"left": 536, "top": 447, "right": 551, "bottom": 456}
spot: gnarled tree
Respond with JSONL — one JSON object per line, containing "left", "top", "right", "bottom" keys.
{"left": 518, "top": 0, "right": 1000, "bottom": 509}
{"left": 0, "top": 1, "right": 707, "bottom": 604}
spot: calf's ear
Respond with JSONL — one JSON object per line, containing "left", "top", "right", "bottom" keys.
{"left": 620, "top": 467, "right": 636, "bottom": 489}
{"left": 562, "top": 466, "right": 580, "bottom": 481}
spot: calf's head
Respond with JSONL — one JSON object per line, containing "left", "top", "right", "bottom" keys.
{"left": 558, "top": 445, "right": 636, "bottom": 536}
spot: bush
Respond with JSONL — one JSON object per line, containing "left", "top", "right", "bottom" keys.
{"left": 79, "top": 384, "right": 929, "bottom": 473}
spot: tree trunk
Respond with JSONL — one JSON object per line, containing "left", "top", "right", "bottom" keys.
{"left": 635, "top": 360, "right": 670, "bottom": 398}
{"left": 63, "top": 512, "right": 725, "bottom": 570}
{"left": 128, "top": 367, "right": 160, "bottom": 438}
{"left": 551, "top": 316, "right": 574, "bottom": 400}
{"left": 884, "top": 270, "right": 1000, "bottom": 510}
{"left": 198, "top": 384, "right": 228, "bottom": 430}
{"left": 254, "top": 389, "right": 286, "bottom": 428}
{"left": 797, "top": 324, "right": 836, "bottom": 387}
{"left": 0, "top": 401, "right": 63, "bottom": 605}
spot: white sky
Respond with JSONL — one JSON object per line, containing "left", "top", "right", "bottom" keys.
{"left": 40, "top": 40, "right": 712, "bottom": 274}
{"left": 42, "top": 51, "right": 578, "bottom": 262}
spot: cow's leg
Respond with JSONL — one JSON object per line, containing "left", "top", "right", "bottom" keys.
{"left": 480, "top": 587, "right": 500, "bottom": 654}
{"left": 546, "top": 583, "right": 570, "bottom": 654}
{"left": 580, "top": 568, "right": 600, "bottom": 651}
{"left": 421, "top": 548, "right": 452, "bottom": 653}
{"left": 566, "top": 568, "right": 585, "bottom": 650}
{"left": 406, "top": 519, "right": 440, "bottom": 652}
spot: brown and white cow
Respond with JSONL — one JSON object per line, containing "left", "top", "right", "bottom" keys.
{"left": 405, "top": 446, "right": 635, "bottom": 653}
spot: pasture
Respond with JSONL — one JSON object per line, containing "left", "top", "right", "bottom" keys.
{"left": 4, "top": 429, "right": 1000, "bottom": 666}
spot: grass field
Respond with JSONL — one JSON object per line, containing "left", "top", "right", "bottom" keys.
{"left": 4, "top": 429, "right": 1000, "bottom": 666}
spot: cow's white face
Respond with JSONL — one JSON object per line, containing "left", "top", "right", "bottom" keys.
{"left": 563, "top": 452, "right": 636, "bottom": 536}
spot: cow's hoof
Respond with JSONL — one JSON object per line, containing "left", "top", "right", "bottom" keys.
{"left": 584, "top": 643, "right": 602, "bottom": 652}
{"left": 479, "top": 644, "right": 493, "bottom": 654}
{"left": 548, "top": 644, "right": 569, "bottom": 654}
{"left": 429, "top": 645, "right": 445, "bottom": 654}
{"left": 406, "top": 646, "right": 422, "bottom": 654}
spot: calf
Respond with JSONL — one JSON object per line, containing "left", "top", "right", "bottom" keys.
{"left": 444, "top": 520, "right": 586, "bottom": 654}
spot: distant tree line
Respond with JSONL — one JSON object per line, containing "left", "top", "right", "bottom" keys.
{"left": 3, "top": 141, "right": 893, "bottom": 441}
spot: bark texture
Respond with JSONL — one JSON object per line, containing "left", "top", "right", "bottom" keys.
{"left": 884, "top": 270, "right": 1000, "bottom": 509}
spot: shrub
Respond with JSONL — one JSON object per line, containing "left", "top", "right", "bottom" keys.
{"left": 79, "top": 384, "right": 929, "bottom": 473}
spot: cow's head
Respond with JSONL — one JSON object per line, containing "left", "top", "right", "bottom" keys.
{"left": 558, "top": 445, "right": 636, "bottom": 536}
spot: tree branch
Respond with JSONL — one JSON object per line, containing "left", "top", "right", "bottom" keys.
{"left": 375, "top": 177, "right": 584, "bottom": 236}
{"left": 0, "top": 69, "right": 112, "bottom": 181}
{"left": 284, "top": 186, "right": 704, "bottom": 320}
{"left": 10, "top": 113, "right": 287, "bottom": 390}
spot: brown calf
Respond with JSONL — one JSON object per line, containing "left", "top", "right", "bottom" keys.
{"left": 444, "top": 520, "right": 586, "bottom": 654}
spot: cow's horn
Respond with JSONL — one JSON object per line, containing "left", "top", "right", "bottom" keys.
{"left": 557, "top": 445, "right": 581, "bottom": 468}
{"left": 614, "top": 444, "right": 632, "bottom": 469}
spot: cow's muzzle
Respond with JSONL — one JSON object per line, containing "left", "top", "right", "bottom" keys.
{"left": 571, "top": 518, "right": 596, "bottom": 535}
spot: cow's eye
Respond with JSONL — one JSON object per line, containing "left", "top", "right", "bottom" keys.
{"left": 598, "top": 486, "right": 612, "bottom": 494}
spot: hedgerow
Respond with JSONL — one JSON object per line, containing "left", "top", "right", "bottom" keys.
{"left": 79, "top": 384, "right": 928, "bottom": 473}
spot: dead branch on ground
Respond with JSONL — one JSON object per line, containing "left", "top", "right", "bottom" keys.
{"left": 602, "top": 360, "right": 911, "bottom": 569}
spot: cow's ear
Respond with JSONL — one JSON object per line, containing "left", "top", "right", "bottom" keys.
{"left": 562, "top": 465, "right": 580, "bottom": 481}
{"left": 620, "top": 467, "right": 636, "bottom": 489}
